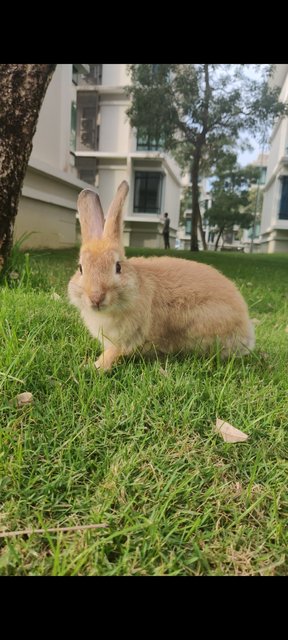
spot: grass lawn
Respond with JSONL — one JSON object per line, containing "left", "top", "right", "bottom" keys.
{"left": 0, "top": 247, "right": 288, "bottom": 575}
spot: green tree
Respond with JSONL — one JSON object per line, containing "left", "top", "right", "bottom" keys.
{"left": 244, "top": 186, "right": 264, "bottom": 217}
{"left": 0, "top": 64, "right": 56, "bottom": 273}
{"left": 205, "top": 154, "right": 259, "bottom": 250}
{"left": 126, "top": 64, "right": 286, "bottom": 251}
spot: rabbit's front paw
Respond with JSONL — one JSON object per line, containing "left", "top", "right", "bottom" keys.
{"left": 94, "top": 345, "right": 122, "bottom": 371}
{"left": 94, "top": 356, "right": 105, "bottom": 370}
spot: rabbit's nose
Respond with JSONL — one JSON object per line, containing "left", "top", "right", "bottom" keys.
{"left": 89, "top": 292, "right": 105, "bottom": 308}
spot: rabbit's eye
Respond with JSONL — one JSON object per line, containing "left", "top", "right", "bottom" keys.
{"left": 115, "top": 261, "right": 121, "bottom": 274}
{"left": 78, "top": 264, "right": 83, "bottom": 275}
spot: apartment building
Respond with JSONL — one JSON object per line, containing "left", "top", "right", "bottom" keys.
{"left": 260, "top": 64, "right": 288, "bottom": 253}
{"left": 73, "top": 64, "right": 182, "bottom": 248}
{"left": 241, "top": 152, "right": 268, "bottom": 252}
{"left": 13, "top": 65, "right": 92, "bottom": 249}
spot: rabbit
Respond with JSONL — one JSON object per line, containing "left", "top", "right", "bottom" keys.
{"left": 68, "top": 181, "right": 255, "bottom": 370}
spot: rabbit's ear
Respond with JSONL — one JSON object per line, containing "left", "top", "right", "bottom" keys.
{"left": 77, "top": 189, "right": 104, "bottom": 244}
{"left": 103, "top": 181, "right": 129, "bottom": 244}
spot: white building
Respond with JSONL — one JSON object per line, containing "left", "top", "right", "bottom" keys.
{"left": 241, "top": 152, "right": 268, "bottom": 252}
{"left": 14, "top": 64, "right": 91, "bottom": 250}
{"left": 15, "top": 64, "right": 182, "bottom": 250}
{"left": 177, "top": 153, "right": 268, "bottom": 253}
{"left": 74, "top": 64, "right": 182, "bottom": 248}
{"left": 260, "top": 64, "right": 288, "bottom": 253}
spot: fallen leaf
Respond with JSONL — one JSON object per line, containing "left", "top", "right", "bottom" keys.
{"left": 215, "top": 418, "right": 249, "bottom": 443}
{"left": 234, "top": 481, "right": 243, "bottom": 495}
{"left": 285, "top": 326, "right": 288, "bottom": 334}
{"left": 51, "top": 292, "right": 61, "bottom": 301}
{"left": 16, "top": 392, "right": 33, "bottom": 407}
{"left": 251, "top": 318, "right": 260, "bottom": 325}
{"left": 159, "top": 367, "right": 169, "bottom": 377}
{"left": 9, "top": 271, "right": 19, "bottom": 280}
{"left": 246, "top": 282, "right": 253, "bottom": 287}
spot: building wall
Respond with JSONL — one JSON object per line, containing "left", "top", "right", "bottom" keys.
{"left": 102, "top": 64, "right": 130, "bottom": 86}
{"left": 260, "top": 64, "right": 288, "bottom": 253}
{"left": 31, "top": 65, "right": 73, "bottom": 173}
{"left": 129, "top": 226, "right": 170, "bottom": 249}
{"left": 13, "top": 64, "right": 91, "bottom": 250}
{"left": 24, "top": 64, "right": 181, "bottom": 248}
{"left": 14, "top": 161, "right": 88, "bottom": 249}
{"left": 98, "top": 166, "right": 128, "bottom": 215}
{"left": 99, "top": 101, "right": 130, "bottom": 153}
{"left": 265, "top": 119, "right": 287, "bottom": 182}
{"left": 74, "top": 64, "right": 182, "bottom": 248}
{"left": 15, "top": 199, "right": 76, "bottom": 249}
{"left": 162, "top": 169, "right": 182, "bottom": 230}
{"left": 261, "top": 178, "right": 280, "bottom": 231}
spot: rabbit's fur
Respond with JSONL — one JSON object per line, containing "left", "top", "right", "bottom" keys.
{"left": 68, "top": 181, "right": 255, "bottom": 370}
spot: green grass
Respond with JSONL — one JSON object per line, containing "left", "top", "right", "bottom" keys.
{"left": 0, "top": 247, "right": 288, "bottom": 575}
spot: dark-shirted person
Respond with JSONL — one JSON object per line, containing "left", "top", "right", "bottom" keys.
{"left": 162, "top": 212, "right": 170, "bottom": 249}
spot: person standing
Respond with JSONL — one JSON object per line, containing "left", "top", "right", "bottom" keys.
{"left": 162, "top": 212, "right": 170, "bottom": 249}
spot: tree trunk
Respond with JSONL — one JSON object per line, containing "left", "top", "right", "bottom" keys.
{"left": 190, "top": 157, "right": 200, "bottom": 251}
{"left": 215, "top": 228, "right": 223, "bottom": 251}
{"left": 198, "top": 210, "right": 207, "bottom": 250}
{"left": 0, "top": 64, "right": 56, "bottom": 273}
{"left": 190, "top": 64, "right": 211, "bottom": 252}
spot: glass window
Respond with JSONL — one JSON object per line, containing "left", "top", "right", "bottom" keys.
{"left": 185, "top": 219, "right": 192, "bottom": 235}
{"left": 279, "top": 176, "right": 288, "bottom": 220}
{"left": 133, "top": 172, "right": 163, "bottom": 214}
{"left": 89, "top": 64, "right": 102, "bottom": 84}
{"left": 72, "top": 65, "right": 79, "bottom": 85}
{"left": 80, "top": 107, "right": 97, "bottom": 150}
{"left": 78, "top": 64, "right": 102, "bottom": 85}
{"left": 259, "top": 167, "right": 267, "bottom": 185}
{"left": 137, "top": 130, "right": 164, "bottom": 151}
{"left": 70, "top": 101, "right": 77, "bottom": 151}
{"left": 151, "top": 64, "right": 160, "bottom": 75}
{"left": 79, "top": 169, "right": 97, "bottom": 185}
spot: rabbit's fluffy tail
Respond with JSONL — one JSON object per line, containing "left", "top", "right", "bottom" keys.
{"left": 247, "top": 320, "right": 256, "bottom": 352}
{"left": 222, "top": 320, "right": 255, "bottom": 358}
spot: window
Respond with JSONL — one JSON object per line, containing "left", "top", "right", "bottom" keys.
{"left": 78, "top": 168, "right": 97, "bottom": 185}
{"left": 248, "top": 223, "right": 260, "bottom": 239}
{"left": 76, "top": 155, "right": 98, "bottom": 185}
{"left": 76, "top": 92, "right": 98, "bottom": 151}
{"left": 70, "top": 101, "right": 77, "bottom": 150}
{"left": 151, "top": 64, "right": 160, "bottom": 75}
{"left": 80, "top": 107, "right": 97, "bottom": 150}
{"left": 279, "top": 176, "right": 288, "bottom": 220}
{"left": 137, "top": 130, "right": 164, "bottom": 151}
{"left": 72, "top": 65, "right": 79, "bottom": 85}
{"left": 259, "top": 167, "right": 267, "bottom": 185}
{"left": 88, "top": 64, "right": 102, "bottom": 84}
{"left": 78, "top": 64, "right": 103, "bottom": 86}
{"left": 133, "top": 172, "right": 163, "bottom": 214}
{"left": 185, "top": 219, "right": 192, "bottom": 235}
{"left": 150, "top": 64, "right": 169, "bottom": 80}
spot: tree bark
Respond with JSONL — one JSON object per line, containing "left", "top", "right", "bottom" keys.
{"left": 0, "top": 64, "right": 56, "bottom": 272}
{"left": 190, "top": 65, "right": 211, "bottom": 252}
{"left": 198, "top": 210, "right": 207, "bottom": 250}
{"left": 190, "top": 157, "right": 200, "bottom": 251}
{"left": 215, "top": 228, "right": 223, "bottom": 250}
